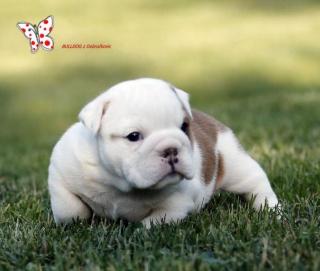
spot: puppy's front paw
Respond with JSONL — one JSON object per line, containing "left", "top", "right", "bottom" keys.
{"left": 249, "top": 193, "right": 283, "bottom": 219}
{"left": 141, "top": 217, "right": 158, "bottom": 229}
{"left": 141, "top": 210, "right": 187, "bottom": 229}
{"left": 251, "top": 192, "right": 279, "bottom": 210}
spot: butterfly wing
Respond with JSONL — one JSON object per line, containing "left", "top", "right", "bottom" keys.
{"left": 37, "top": 16, "right": 54, "bottom": 50}
{"left": 17, "top": 22, "right": 39, "bottom": 53}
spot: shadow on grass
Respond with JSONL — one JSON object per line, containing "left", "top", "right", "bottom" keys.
{"left": 1, "top": 63, "right": 319, "bottom": 149}
{"left": 140, "top": 0, "right": 320, "bottom": 13}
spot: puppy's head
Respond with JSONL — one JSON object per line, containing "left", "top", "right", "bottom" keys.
{"left": 79, "top": 78, "right": 194, "bottom": 191}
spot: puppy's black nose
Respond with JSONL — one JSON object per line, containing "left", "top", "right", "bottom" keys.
{"left": 162, "top": 147, "right": 178, "bottom": 158}
{"left": 162, "top": 148, "right": 179, "bottom": 165}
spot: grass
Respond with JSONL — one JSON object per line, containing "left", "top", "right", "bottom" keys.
{"left": 1, "top": 0, "right": 320, "bottom": 270}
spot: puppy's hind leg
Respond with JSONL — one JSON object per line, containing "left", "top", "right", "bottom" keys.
{"left": 48, "top": 166, "right": 91, "bottom": 224}
{"left": 216, "top": 130, "right": 279, "bottom": 210}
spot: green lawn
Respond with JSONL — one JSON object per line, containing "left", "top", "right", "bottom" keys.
{"left": 1, "top": 0, "right": 320, "bottom": 270}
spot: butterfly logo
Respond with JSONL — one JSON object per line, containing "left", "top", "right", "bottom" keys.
{"left": 17, "top": 15, "right": 54, "bottom": 53}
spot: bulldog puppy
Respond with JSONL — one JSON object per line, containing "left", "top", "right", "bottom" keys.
{"left": 48, "top": 78, "right": 279, "bottom": 227}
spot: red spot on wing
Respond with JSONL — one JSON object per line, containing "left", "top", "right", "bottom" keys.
{"left": 44, "top": 40, "right": 50, "bottom": 46}
{"left": 40, "top": 34, "right": 44, "bottom": 38}
{"left": 44, "top": 19, "right": 48, "bottom": 24}
{"left": 21, "top": 28, "right": 26, "bottom": 32}
{"left": 31, "top": 41, "right": 35, "bottom": 45}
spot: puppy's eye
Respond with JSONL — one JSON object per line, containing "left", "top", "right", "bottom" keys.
{"left": 181, "top": 122, "right": 189, "bottom": 134}
{"left": 126, "top": 132, "right": 143, "bottom": 142}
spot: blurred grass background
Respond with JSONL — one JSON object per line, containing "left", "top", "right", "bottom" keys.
{"left": 0, "top": 0, "right": 320, "bottom": 270}
{"left": 1, "top": 0, "right": 320, "bottom": 141}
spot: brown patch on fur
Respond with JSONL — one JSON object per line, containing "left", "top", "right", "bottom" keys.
{"left": 190, "top": 110, "right": 226, "bottom": 185}
{"left": 215, "top": 153, "right": 225, "bottom": 190}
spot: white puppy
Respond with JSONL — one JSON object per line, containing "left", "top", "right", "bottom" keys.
{"left": 48, "top": 78, "right": 279, "bottom": 227}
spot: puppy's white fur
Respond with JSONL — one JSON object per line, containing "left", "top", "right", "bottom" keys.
{"left": 48, "top": 78, "right": 279, "bottom": 227}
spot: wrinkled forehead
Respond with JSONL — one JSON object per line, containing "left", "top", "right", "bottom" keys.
{"left": 106, "top": 80, "right": 186, "bottom": 124}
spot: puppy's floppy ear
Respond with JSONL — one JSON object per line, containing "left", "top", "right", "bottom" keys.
{"left": 171, "top": 86, "right": 192, "bottom": 118}
{"left": 78, "top": 96, "right": 109, "bottom": 135}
